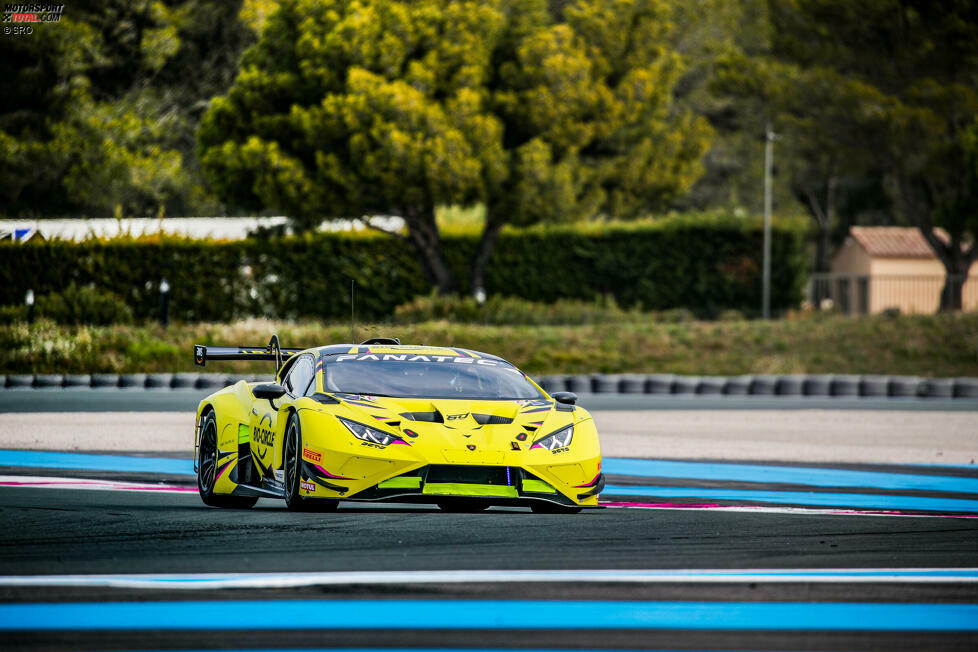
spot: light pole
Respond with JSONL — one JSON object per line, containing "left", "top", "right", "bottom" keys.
{"left": 762, "top": 125, "right": 778, "bottom": 320}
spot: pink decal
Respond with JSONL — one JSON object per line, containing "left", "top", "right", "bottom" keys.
{"left": 529, "top": 443, "right": 543, "bottom": 450}
{"left": 215, "top": 459, "right": 234, "bottom": 482}
{"left": 313, "top": 464, "right": 354, "bottom": 480}
{"left": 390, "top": 440, "right": 410, "bottom": 446}
{"left": 574, "top": 473, "right": 601, "bottom": 488}
{"left": 0, "top": 479, "right": 196, "bottom": 492}
{"left": 528, "top": 421, "right": 543, "bottom": 427}
{"left": 599, "top": 501, "right": 978, "bottom": 519}
{"left": 372, "top": 415, "right": 388, "bottom": 421}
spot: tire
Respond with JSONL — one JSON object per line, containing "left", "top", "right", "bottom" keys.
{"left": 437, "top": 499, "right": 491, "bottom": 513}
{"left": 284, "top": 411, "right": 338, "bottom": 512}
{"left": 197, "top": 410, "right": 258, "bottom": 509}
{"left": 530, "top": 502, "right": 583, "bottom": 514}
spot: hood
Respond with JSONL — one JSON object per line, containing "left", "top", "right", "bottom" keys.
{"left": 332, "top": 394, "right": 561, "bottom": 452}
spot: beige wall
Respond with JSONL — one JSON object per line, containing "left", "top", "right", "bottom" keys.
{"left": 868, "top": 258, "right": 949, "bottom": 314}
{"left": 831, "top": 238, "right": 872, "bottom": 275}
{"left": 829, "top": 241, "right": 977, "bottom": 313}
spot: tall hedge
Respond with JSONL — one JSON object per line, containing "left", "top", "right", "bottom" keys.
{"left": 0, "top": 215, "right": 806, "bottom": 321}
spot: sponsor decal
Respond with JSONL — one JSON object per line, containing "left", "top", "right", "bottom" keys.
{"left": 302, "top": 448, "right": 321, "bottom": 462}
{"left": 447, "top": 413, "right": 469, "bottom": 421}
{"left": 333, "top": 354, "right": 520, "bottom": 374}
{"left": 300, "top": 480, "right": 316, "bottom": 492}
{"left": 511, "top": 441, "right": 520, "bottom": 451}
{"left": 253, "top": 426, "right": 274, "bottom": 446}
{"left": 466, "top": 444, "right": 477, "bottom": 451}
{"left": 550, "top": 446, "right": 570, "bottom": 455}
{"left": 361, "top": 442, "right": 386, "bottom": 449}
{"left": 253, "top": 413, "right": 274, "bottom": 456}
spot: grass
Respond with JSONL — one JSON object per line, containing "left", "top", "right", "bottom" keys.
{"left": 2, "top": 312, "right": 977, "bottom": 378}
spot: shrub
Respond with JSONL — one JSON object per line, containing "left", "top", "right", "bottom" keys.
{"left": 394, "top": 294, "right": 640, "bottom": 325}
{"left": 35, "top": 284, "right": 133, "bottom": 326}
{"left": 0, "top": 213, "right": 806, "bottom": 322}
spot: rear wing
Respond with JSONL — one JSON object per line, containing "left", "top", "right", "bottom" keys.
{"left": 193, "top": 334, "right": 302, "bottom": 370}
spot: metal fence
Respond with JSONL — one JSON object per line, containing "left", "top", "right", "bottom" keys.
{"left": 807, "top": 273, "right": 978, "bottom": 315}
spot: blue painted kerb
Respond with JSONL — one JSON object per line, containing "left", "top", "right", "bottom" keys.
{"left": 0, "top": 600, "right": 977, "bottom": 631}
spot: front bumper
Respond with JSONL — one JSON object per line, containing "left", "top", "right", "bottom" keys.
{"left": 301, "top": 461, "right": 603, "bottom": 508}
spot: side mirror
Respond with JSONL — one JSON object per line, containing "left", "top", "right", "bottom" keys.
{"left": 552, "top": 391, "right": 577, "bottom": 405}
{"left": 253, "top": 383, "right": 286, "bottom": 401}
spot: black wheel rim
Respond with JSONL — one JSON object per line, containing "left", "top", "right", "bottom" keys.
{"left": 285, "top": 417, "right": 298, "bottom": 501}
{"left": 199, "top": 419, "right": 217, "bottom": 492}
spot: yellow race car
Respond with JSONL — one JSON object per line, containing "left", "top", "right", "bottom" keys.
{"left": 193, "top": 336, "right": 603, "bottom": 513}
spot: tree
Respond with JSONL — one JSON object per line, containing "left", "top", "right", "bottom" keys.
{"left": 741, "top": 0, "right": 978, "bottom": 311}
{"left": 713, "top": 54, "right": 895, "bottom": 283}
{"left": 198, "top": 0, "right": 712, "bottom": 296}
{"left": 0, "top": 1, "right": 256, "bottom": 218}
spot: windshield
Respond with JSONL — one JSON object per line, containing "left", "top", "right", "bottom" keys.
{"left": 322, "top": 355, "right": 545, "bottom": 400}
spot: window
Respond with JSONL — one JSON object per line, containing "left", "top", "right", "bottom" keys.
{"left": 284, "top": 355, "right": 315, "bottom": 397}
{"left": 322, "top": 358, "right": 544, "bottom": 400}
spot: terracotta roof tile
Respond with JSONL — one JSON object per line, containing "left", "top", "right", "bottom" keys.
{"left": 849, "top": 226, "right": 948, "bottom": 259}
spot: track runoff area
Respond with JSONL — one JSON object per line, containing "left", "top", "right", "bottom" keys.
{"left": 0, "top": 400, "right": 976, "bottom": 651}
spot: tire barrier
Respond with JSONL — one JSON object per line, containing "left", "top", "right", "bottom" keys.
{"left": 170, "top": 373, "right": 199, "bottom": 389}
{"left": 749, "top": 375, "right": 777, "bottom": 396}
{"left": 802, "top": 375, "right": 832, "bottom": 396}
{"left": 859, "top": 375, "right": 889, "bottom": 397}
{"left": 696, "top": 376, "right": 726, "bottom": 395}
{"left": 953, "top": 378, "right": 978, "bottom": 399}
{"left": 645, "top": 374, "right": 675, "bottom": 394}
{"left": 195, "top": 374, "right": 228, "bottom": 390}
{"left": 119, "top": 373, "right": 147, "bottom": 389}
{"left": 2, "top": 373, "right": 977, "bottom": 400}
{"left": 90, "top": 374, "right": 119, "bottom": 388}
{"left": 921, "top": 378, "right": 955, "bottom": 399}
{"left": 32, "top": 374, "right": 64, "bottom": 389}
{"left": 723, "top": 376, "right": 751, "bottom": 395}
{"left": 63, "top": 374, "right": 92, "bottom": 388}
{"left": 830, "top": 375, "right": 860, "bottom": 397}
{"left": 591, "top": 374, "right": 621, "bottom": 394}
{"left": 775, "top": 375, "right": 805, "bottom": 396}
{"left": 5, "top": 375, "right": 34, "bottom": 388}
{"left": 146, "top": 374, "right": 173, "bottom": 389}
{"left": 619, "top": 374, "right": 646, "bottom": 394}
{"left": 672, "top": 376, "right": 699, "bottom": 394}
{"left": 565, "top": 375, "right": 591, "bottom": 394}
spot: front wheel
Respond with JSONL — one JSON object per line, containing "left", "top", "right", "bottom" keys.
{"left": 197, "top": 409, "right": 258, "bottom": 509}
{"left": 284, "top": 411, "right": 338, "bottom": 512}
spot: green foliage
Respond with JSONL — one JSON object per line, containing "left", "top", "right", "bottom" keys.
{"left": 0, "top": 214, "right": 806, "bottom": 322}
{"left": 198, "top": 0, "right": 714, "bottom": 292}
{"left": 34, "top": 284, "right": 134, "bottom": 326}
{"left": 2, "top": 312, "right": 976, "bottom": 377}
{"left": 393, "top": 294, "right": 641, "bottom": 325}
{"left": 0, "top": 1, "right": 257, "bottom": 218}
{"left": 713, "top": 0, "right": 978, "bottom": 291}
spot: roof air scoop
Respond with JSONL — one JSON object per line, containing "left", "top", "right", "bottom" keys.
{"left": 361, "top": 337, "right": 400, "bottom": 345}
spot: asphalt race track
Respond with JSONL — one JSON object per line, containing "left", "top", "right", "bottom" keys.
{"left": 0, "top": 398, "right": 976, "bottom": 650}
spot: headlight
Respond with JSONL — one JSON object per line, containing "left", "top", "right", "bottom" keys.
{"left": 338, "top": 417, "right": 404, "bottom": 446}
{"left": 531, "top": 425, "right": 573, "bottom": 450}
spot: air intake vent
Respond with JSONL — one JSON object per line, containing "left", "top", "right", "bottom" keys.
{"left": 399, "top": 411, "right": 444, "bottom": 423}
{"left": 472, "top": 413, "right": 514, "bottom": 425}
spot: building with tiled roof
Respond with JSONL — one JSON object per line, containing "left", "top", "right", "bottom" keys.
{"left": 828, "top": 227, "right": 976, "bottom": 314}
